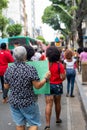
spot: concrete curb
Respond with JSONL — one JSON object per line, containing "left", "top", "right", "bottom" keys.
{"left": 76, "top": 75, "right": 87, "bottom": 115}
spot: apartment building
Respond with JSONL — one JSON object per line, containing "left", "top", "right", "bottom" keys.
{"left": 3, "top": 0, "right": 30, "bottom": 36}
{"left": 3, "top": 0, "right": 53, "bottom": 40}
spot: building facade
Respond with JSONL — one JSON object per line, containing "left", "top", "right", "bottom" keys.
{"left": 3, "top": 0, "right": 52, "bottom": 40}
{"left": 3, "top": 0, "right": 29, "bottom": 36}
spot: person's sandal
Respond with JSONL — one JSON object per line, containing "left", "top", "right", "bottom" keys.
{"left": 56, "top": 119, "right": 62, "bottom": 124}
{"left": 44, "top": 126, "right": 50, "bottom": 130}
{"left": 70, "top": 95, "right": 75, "bottom": 97}
{"left": 66, "top": 93, "right": 69, "bottom": 97}
{"left": 2, "top": 97, "right": 8, "bottom": 103}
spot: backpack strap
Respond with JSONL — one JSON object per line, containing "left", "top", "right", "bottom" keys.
{"left": 58, "top": 63, "right": 60, "bottom": 74}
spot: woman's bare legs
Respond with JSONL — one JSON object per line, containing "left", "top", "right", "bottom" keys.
{"left": 54, "top": 95, "right": 61, "bottom": 121}
{"left": 16, "top": 126, "right": 25, "bottom": 130}
{"left": 16, "top": 125, "right": 38, "bottom": 130}
{"left": 45, "top": 95, "right": 54, "bottom": 126}
{"left": 28, "top": 126, "right": 38, "bottom": 130}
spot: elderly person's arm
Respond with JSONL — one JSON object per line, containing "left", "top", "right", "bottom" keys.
{"left": 32, "top": 71, "right": 51, "bottom": 89}
{"left": 4, "top": 71, "right": 51, "bottom": 90}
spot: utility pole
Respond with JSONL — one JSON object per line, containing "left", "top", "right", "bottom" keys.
{"left": 31, "top": 0, "right": 35, "bottom": 38}
{"left": 23, "top": 0, "right": 27, "bottom": 36}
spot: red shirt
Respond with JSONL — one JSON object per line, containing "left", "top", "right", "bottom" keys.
{"left": 49, "top": 62, "right": 65, "bottom": 84}
{"left": 40, "top": 54, "right": 46, "bottom": 60}
{"left": 0, "top": 50, "right": 14, "bottom": 76}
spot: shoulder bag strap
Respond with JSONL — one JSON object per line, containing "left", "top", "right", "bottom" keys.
{"left": 58, "top": 62, "right": 60, "bottom": 74}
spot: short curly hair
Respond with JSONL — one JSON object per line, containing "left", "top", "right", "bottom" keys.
{"left": 64, "top": 49, "right": 73, "bottom": 59}
{"left": 46, "top": 46, "right": 60, "bottom": 62}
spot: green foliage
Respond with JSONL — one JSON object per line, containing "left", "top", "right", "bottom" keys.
{"left": 76, "top": 0, "right": 81, "bottom": 5}
{"left": 42, "top": 6, "right": 61, "bottom": 30}
{"left": 0, "top": 15, "right": 8, "bottom": 38}
{"left": 0, "top": 15, "right": 8, "bottom": 30}
{"left": 42, "top": 5, "right": 71, "bottom": 36}
{"left": 60, "top": 35, "right": 65, "bottom": 40}
{"left": 0, "top": 0, "right": 9, "bottom": 37}
{"left": 0, "top": 0, "right": 8, "bottom": 10}
{"left": 42, "top": 6, "right": 56, "bottom": 24}
{"left": 42, "top": 0, "right": 87, "bottom": 47}
{"left": 7, "top": 24, "right": 22, "bottom": 37}
{"left": 36, "top": 35, "right": 46, "bottom": 44}
{"left": 49, "top": 0, "right": 67, "bottom": 6}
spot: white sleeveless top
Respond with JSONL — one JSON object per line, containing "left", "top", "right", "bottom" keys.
{"left": 64, "top": 58, "right": 76, "bottom": 69}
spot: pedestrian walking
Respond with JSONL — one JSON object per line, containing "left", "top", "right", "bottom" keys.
{"left": 73, "top": 49, "right": 79, "bottom": 69}
{"left": 4, "top": 46, "right": 51, "bottom": 130}
{"left": 80, "top": 47, "right": 87, "bottom": 62}
{"left": 0, "top": 42, "right": 14, "bottom": 103}
{"left": 77, "top": 47, "right": 83, "bottom": 73}
{"left": 64, "top": 49, "right": 77, "bottom": 97}
{"left": 60, "top": 48, "right": 65, "bottom": 64}
{"left": 31, "top": 47, "right": 41, "bottom": 61}
{"left": 79, "top": 47, "right": 87, "bottom": 83}
{"left": 44, "top": 46, "right": 66, "bottom": 130}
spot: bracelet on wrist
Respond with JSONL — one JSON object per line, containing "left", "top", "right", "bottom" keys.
{"left": 44, "top": 77, "right": 49, "bottom": 82}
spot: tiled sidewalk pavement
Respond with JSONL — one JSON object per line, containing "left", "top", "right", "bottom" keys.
{"left": 76, "top": 72, "right": 87, "bottom": 115}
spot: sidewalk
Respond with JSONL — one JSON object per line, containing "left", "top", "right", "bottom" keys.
{"left": 76, "top": 71, "right": 87, "bottom": 116}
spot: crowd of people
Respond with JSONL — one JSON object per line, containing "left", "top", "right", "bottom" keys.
{"left": 0, "top": 41, "right": 87, "bottom": 130}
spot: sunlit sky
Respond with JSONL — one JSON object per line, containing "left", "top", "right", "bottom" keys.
{"left": 26, "top": 0, "right": 56, "bottom": 42}
{"left": 35, "top": 0, "right": 56, "bottom": 42}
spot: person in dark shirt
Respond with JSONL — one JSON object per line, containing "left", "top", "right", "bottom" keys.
{"left": 4, "top": 46, "right": 51, "bottom": 130}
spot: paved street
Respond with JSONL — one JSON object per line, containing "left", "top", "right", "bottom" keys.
{"left": 0, "top": 80, "right": 87, "bottom": 130}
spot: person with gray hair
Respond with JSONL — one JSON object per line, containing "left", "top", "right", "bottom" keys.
{"left": 4, "top": 46, "right": 51, "bottom": 130}
{"left": 13, "top": 46, "right": 27, "bottom": 61}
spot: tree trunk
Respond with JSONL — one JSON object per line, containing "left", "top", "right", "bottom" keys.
{"left": 77, "top": 22, "right": 83, "bottom": 48}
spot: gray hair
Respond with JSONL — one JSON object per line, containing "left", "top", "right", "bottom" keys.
{"left": 13, "top": 46, "right": 27, "bottom": 61}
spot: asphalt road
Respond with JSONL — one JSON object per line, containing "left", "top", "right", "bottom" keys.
{"left": 0, "top": 80, "right": 87, "bottom": 130}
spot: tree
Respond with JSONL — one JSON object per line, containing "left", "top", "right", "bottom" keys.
{"left": 42, "top": 0, "right": 87, "bottom": 47}
{"left": 7, "top": 24, "right": 22, "bottom": 37}
{"left": 36, "top": 35, "right": 46, "bottom": 44}
{"left": 0, "top": 0, "right": 8, "bottom": 38}
{"left": 0, "top": 15, "right": 8, "bottom": 38}
{"left": 75, "top": 0, "right": 87, "bottom": 47}
{"left": 0, "top": 0, "right": 8, "bottom": 10}
{"left": 42, "top": 5, "right": 71, "bottom": 36}
{"left": 42, "top": 4, "right": 73, "bottom": 48}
